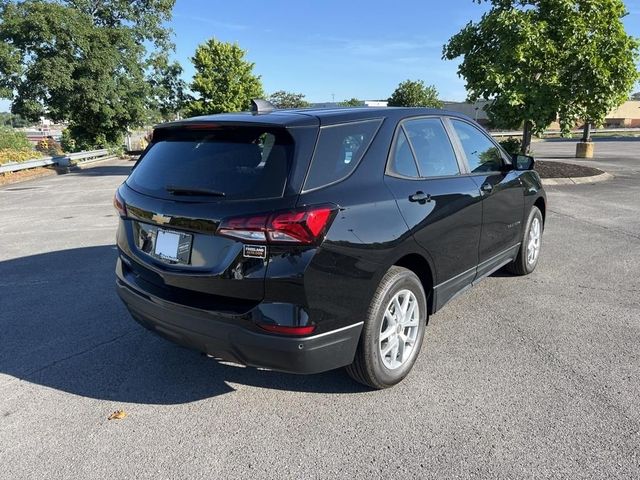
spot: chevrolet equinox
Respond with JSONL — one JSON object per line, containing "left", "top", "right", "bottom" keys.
{"left": 115, "top": 101, "right": 546, "bottom": 389}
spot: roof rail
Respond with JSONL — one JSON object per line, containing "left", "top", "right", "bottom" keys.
{"left": 251, "top": 99, "right": 276, "bottom": 115}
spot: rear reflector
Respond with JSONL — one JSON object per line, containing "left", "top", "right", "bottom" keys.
{"left": 258, "top": 324, "right": 317, "bottom": 336}
{"left": 113, "top": 190, "right": 127, "bottom": 217}
{"left": 217, "top": 205, "right": 337, "bottom": 245}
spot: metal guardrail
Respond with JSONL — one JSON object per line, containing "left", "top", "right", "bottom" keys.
{"left": 490, "top": 127, "right": 640, "bottom": 138}
{"left": 0, "top": 149, "right": 111, "bottom": 174}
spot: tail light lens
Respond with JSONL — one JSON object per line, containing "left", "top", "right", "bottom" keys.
{"left": 217, "top": 205, "right": 337, "bottom": 245}
{"left": 113, "top": 189, "right": 127, "bottom": 217}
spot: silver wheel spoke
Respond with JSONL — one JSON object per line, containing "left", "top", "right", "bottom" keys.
{"left": 381, "top": 337, "right": 398, "bottom": 357}
{"left": 380, "top": 326, "right": 395, "bottom": 341}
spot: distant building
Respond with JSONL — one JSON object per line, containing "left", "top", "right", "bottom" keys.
{"left": 441, "top": 100, "right": 491, "bottom": 126}
{"left": 603, "top": 101, "right": 640, "bottom": 128}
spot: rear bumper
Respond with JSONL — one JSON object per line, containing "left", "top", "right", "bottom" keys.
{"left": 116, "top": 278, "right": 362, "bottom": 374}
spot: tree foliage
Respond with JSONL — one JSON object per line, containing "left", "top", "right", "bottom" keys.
{"left": 0, "top": 0, "right": 177, "bottom": 149}
{"left": 0, "top": 112, "right": 31, "bottom": 128}
{"left": 387, "top": 80, "right": 443, "bottom": 108}
{"left": 187, "top": 39, "right": 264, "bottom": 116}
{"left": 267, "top": 91, "right": 310, "bottom": 109}
{"left": 146, "top": 53, "right": 186, "bottom": 122}
{"left": 339, "top": 98, "right": 362, "bottom": 107}
{"left": 444, "top": 0, "right": 640, "bottom": 152}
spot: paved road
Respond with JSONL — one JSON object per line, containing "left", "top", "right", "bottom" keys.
{"left": 1, "top": 142, "right": 639, "bottom": 479}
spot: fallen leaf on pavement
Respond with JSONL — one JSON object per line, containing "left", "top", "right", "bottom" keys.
{"left": 108, "top": 410, "right": 127, "bottom": 420}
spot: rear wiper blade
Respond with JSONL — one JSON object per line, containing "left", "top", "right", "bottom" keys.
{"left": 165, "top": 185, "right": 226, "bottom": 197}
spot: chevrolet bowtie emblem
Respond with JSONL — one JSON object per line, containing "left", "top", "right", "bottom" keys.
{"left": 152, "top": 213, "right": 171, "bottom": 225}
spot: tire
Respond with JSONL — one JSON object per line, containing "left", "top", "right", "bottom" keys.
{"left": 506, "top": 206, "right": 543, "bottom": 276}
{"left": 346, "top": 266, "right": 427, "bottom": 389}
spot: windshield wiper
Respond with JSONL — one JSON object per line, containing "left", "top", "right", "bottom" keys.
{"left": 166, "top": 185, "right": 226, "bottom": 197}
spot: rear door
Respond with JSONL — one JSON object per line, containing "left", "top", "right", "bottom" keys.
{"left": 117, "top": 124, "right": 312, "bottom": 305}
{"left": 384, "top": 117, "right": 483, "bottom": 305}
{"left": 447, "top": 118, "right": 525, "bottom": 277}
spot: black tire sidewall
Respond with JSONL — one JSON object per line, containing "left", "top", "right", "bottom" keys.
{"left": 363, "top": 269, "right": 427, "bottom": 387}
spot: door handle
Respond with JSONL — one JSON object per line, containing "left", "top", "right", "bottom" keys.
{"left": 481, "top": 182, "right": 493, "bottom": 194}
{"left": 409, "top": 191, "right": 431, "bottom": 203}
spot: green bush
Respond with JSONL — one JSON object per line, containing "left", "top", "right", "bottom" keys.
{"left": 60, "top": 129, "right": 78, "bottom": 153}
{"left": 499, "top": 138, "right": 521, "bottom": 155}
{"left": 0, "top": 127, "right": 32, "bottom": 150}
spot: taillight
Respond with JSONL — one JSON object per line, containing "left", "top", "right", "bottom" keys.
{"left": 217, "top": 205, "right": 336, "bottom": 245}
{"left": 258, "top": 324, "right": 317, "bottom": 336}
{"left": 113, "top": 189, "right": 127, "bottom": 217}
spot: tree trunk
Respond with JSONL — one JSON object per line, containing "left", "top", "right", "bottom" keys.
{"left": 582, "top": 121, "right": 592, "bottom": 142}
{"left": 521, "top": 120, "right": 533, "bottom": 154}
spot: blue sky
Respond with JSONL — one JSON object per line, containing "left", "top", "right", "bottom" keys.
{"left": 170, "top": 0, "right": 640, "bottom": 102}
{"left": 1, "top": 0, "right": 639, "bottom": 111}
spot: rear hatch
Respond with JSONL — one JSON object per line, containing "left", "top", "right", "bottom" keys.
{"left": 116, "top": 121, "right": 316, "bottom": 311}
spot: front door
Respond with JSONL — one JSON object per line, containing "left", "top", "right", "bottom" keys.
{"left": 447, "top": 118, "right": 525, "bottom": 278}
{"left": 384, "top": 117, "right": 483, "bottom": 308}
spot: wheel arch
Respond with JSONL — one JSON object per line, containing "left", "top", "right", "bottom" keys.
{"left": 393, "top": 253, "right": 435, "bottom": 315}
{"left": 534, "top": 196, "right": 546, "bottom": 225}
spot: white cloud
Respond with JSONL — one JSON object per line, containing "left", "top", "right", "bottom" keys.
{"left": 173, "top": 14, "right": 248, "bottom": 31}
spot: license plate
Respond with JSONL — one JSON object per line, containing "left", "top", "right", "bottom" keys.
{"left": 154, "top": 229, "right": 192, "bottom": 264}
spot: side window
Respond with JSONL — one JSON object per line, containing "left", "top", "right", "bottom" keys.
{"left": 304, "top": 119, "right": 382, "bottom": 191}
{"left": 451, "top": 119, "right": 503, "bottom": 173}
{"left": 389, "top": 128, "right": 419, "bottom": 178}
{"left": 403, "top": 118, "right": 460, "bottom": 177}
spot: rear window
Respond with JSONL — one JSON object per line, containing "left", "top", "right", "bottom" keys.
{"left": 126, "top": 126, "right": 294, "bottom": 200}
{"left": 303, "top": 119, "right": 382, "bottom": 192}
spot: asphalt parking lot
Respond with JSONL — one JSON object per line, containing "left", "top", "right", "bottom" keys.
{"left": 1, "top": 139, "right": 639, "bottom": 479}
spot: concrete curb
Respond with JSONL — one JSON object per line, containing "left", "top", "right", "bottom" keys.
{"left": 542, "top": 172, "right": 613, "bottom": 186}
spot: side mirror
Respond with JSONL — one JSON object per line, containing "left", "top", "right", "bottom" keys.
{"left": 512, "top": 154, "right": 535, "bottom": 171}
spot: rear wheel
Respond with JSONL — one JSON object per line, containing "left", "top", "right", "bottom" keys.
{"left": 507, "top": 206, "right": 543, "bottom": 276}
{"left": 346, "top": 266, "right": 427, "bottom": 389}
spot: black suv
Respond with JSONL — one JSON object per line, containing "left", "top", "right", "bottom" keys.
{"left": 115, "top": 103, "right": 545, "bottom": 389}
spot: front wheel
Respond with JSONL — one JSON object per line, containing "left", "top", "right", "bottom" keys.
{"left": 346, "top": 266, "right": 427, "bottom": 389}
{"left": 507, "top": 206, "right": 543, "bottom": 276}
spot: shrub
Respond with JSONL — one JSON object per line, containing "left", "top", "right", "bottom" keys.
{"left": 35, "top": 138, "right": 64, "bottom": 156}
{"left": 499, "top": 137, "right": 521, "bottom": 155}
{"left": 60, "top": 129, "right": 78, "bottom": 153}
{"left": 0, "top": 127, "right": 32, "bottom": 150}
{"left": 0, "top": 127, "right": 36, "bottom": 164}
{"left": 0, "top": 148, "right": 37, "bottom": 164}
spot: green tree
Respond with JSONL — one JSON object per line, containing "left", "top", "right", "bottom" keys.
{"left": 339, "top": 98, "right": 362, "bottom": 107}
{"left": 267, "top": 90, "right": 310, "bottom": 109}
{"left": 0, "top": 112, "right": 31, "bottom": 128}
{"left": 146, "top": 53, "right": 187, "bottom": 122}
{"left": 444, "top": 0, "right": 640, "bottom": 153}
{"left": 387, "top": 80, "right": 443, "bottom": 108}
{"left": 187, "top": 39, "right": 264, "bottom": 116}
{"left": 0, "top": 0, "right": 177, "bottom": 149}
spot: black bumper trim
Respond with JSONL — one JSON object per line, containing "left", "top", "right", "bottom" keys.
{"left": 116, "top": 279, "right": 362, "bottom": 375}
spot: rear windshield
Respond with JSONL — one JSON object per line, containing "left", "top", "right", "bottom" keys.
{"left": 126, "top": 126, "right": 294, "bottom": 200}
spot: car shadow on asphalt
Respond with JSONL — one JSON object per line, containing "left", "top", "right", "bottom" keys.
{"left": 0, "top": 246, "right": 368, "bottom": 404}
